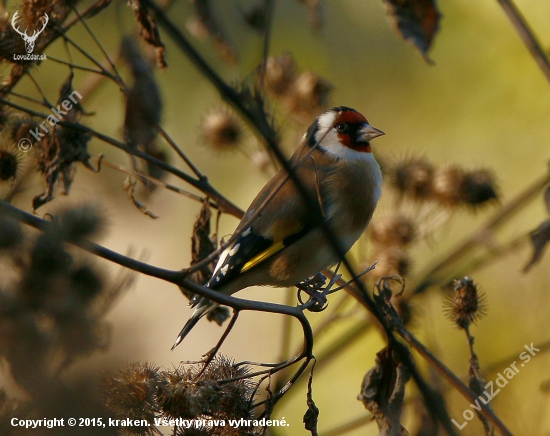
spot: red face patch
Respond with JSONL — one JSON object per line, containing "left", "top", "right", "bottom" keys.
{"left": 334, "top": 111, "right": 371, "bottom": 153}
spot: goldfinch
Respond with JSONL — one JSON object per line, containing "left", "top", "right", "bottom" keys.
{"left": 172, "top": 106, "right": 384, "bottom": 349}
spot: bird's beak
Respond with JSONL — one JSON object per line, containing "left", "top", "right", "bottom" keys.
{"left": 357, "top": 124, "right": 385, "bottom": 142}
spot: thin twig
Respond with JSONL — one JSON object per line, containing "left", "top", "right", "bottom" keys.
{"left": 497, "top": 0, "right": 550, "bottom": 83}
{"left": 0, "top": 97, "right": 244, "bottom": 218}
{"left": 46, "top": 56, "right": 106, "bottom": 75}
{"left": 72, "top": 6, "right": 121, "bottom": 77}
{"left": 155, "top": 125, "right": 204, "bottom": 179}
{"left": 91, "top": 155, "right": 217, "bottom": 207}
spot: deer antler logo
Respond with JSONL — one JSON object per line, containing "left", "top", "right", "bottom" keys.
{"left": 12, "top": 11, "right": 49, "bottom": 54}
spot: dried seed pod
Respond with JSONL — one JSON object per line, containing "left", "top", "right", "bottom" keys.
{"left": 285, "top": 71, "right": 332, "bottom": 122}
{"left": 104, "top": 362, "right": 161, "bottom": 427}
{"left": 433, "top": 165, "right": 498, "bottom": 207}
{"left": 432, "top": 164, "right": 466, "bottom": 206}
{"left": 369, "top": 247, "right": 410, "bottom": 282}
{"left": 444, "top": 276, "right": 487, "bottom": 329}
{"left": 0, "top": 146, "right": 20, "bottom": 183}
{"left": 369, "top": 214, "right": 416, "bottom": 248}
{"left": 251, "top": 150, "right": 272, "bottom": 173}
{"left": 461, "top": 168, "right": 498, "bottom": 206}
{"left": 157, "top": 356, "right": 255, "bottom": 422}
{"left": 391, "top": 157, "right": 434, "bottom": 200}
{"left": 201, "top": 108, "right": 242, "bottom": 152}
{"left": 260, "top": 53, "right": 297, "bottom": 97}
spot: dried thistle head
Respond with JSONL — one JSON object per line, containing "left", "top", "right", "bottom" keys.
{"left": 432, "top": 164, "right": 466, "bottom": 206}
{"left": 368, "top": 247, "right": 411, "bottom": 282}
{"left": 285, "top": 71, "right": 332, "bottom": 122}
{"left": 444, "top": 276, "right": 487, "bottom": 329}
{"left": 390, "top": 157, "right": 434, "bottom": 200}
{"left": 0, "top": 145, "right": 22, "bottom": 184}
{"left": 200, "top": 108, "right": 242, "bottom": 152}
{"left": 104, "top": 362, "right": 161, "bottom": 433}
{"left": 369, "top": 214, "right": 416, "bottom": 249}
{"left": 461, "top": 168, "right": 498, "bottom": 206}
{"left": 432, "top": 165, "right": 498, "bottom": 207}
{"left": 157, "top": 356, "right": 256, "bottom": 423}
{"left": 260, "top": 53, "right": 297, "bottom": 97}
{"left": 251, "top": 150, "right": 273, "bottom": 174}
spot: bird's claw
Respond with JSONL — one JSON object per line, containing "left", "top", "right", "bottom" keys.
{"left": 297, "top": 273, "right": 329, "bottom": 312}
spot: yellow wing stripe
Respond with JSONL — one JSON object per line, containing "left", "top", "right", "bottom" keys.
{"left": 241, "top": 241, "right": 285, "bottom": 273}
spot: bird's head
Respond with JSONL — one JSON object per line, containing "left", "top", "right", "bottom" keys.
{"left": 304, "top": 106, "right": 384, "bottom": 159}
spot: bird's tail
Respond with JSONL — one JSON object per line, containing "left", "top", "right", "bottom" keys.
{"left": 171, "top": 299, "right": 216, "bottom": 350}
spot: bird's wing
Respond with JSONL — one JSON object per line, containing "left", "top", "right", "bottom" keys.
{"left": 207, "top": 163, "right": 327, "bottom": 290}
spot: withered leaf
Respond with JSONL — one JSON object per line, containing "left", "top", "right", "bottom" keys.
{"left": 303, "top": 364, "right": 319, "bottom": 436}
{"left": 122, "top": 38, "right": 162, "bottom": 151}
{"left": 128, "top": 0, "right": 167, "bottom": 68}
{"left": 358, "top": 347, "right": 410, "bottom": 436}
{"left": 303, "top": 398, "right": 319, "bottom": 436}
{"left": 190, "top": 199, "right": 217, "bottom": 283}
{"left": 383, "top": 0, "right": 441, "bottom": 62}
{"left": 184, "top": 200, "right": 230, "bottom": 326}
{"left": 523, "top": 219, "right": 550, "bottom": 272}
{"left": 32, "top": 121, "right": 92, "bottom": 211}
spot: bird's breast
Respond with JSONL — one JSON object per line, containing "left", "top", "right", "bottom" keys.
{"left": 324, "top": 156, "right": 382, "bottom": 238}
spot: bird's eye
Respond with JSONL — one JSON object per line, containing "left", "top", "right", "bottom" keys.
{"left": 335, "top": 122, "right": 348, "bottom": 133}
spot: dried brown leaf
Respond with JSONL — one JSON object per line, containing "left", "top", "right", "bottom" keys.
{"left": 358, "top": 347, "right": 410, "bottom": 436}
{"left": 383, "top": 0, "right": 441, "bottom": 63}
{"left": 303, "top": 363, "right": 319, "bottom": 436}
{"left": 523, "top": 219, "right": 550, "bottom": 272}
{"left": 189, "top": 199, "right": 217, "bottom": 285}
{"left": 122, "top": 38, "right": 162, "bottom": 150}
{"left": 128, "top": 0, "right": 167, "bottom": 68}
